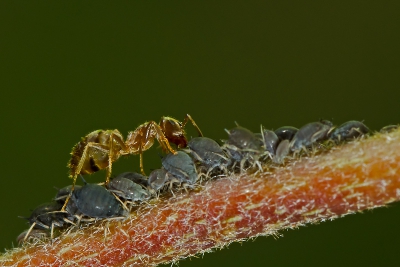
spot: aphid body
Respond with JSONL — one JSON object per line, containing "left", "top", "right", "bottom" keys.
{"left": 272, "top": 126, "right": 298, "bottom": 164}
{"left": 329, "top": 120, "right": 370, "bottom": 142}
{"left": 28, "top": 202, "right": 68, "bottom": 230}
{"left": 17, "top": 229, "right": 49, "bottom": 245}
{"left": 260, "top": 128, "right": 279, "bottom": 157}
{"left": 108, "top": 176, "right": 150, "bottom": 202}
{"left": 274, "top": 126, "right": 298, "bottom": 141}
{"left": 67, "top": 183, "right": 127, "bottom": 218}
{"left": 148, "top": 169, "right": 168, "bottom": 191}
{"left": 290, "top": 121, "right": 333, "bottom": 152}
{"left": 223, "top": 126, "right": 264, "bottom": 168}
{"left": 380, "top": 125, "right": 399, "bottom": 133}
{"left": 21, "top": 201, "right": 72, "bottom": 243}
{"left": 162, "top": 151, "right": 198, "bottom": 185}
{"left": 188, "top": 137, "right": 231, "bottom": 174}
{"left": 115, "top": 172, "right": 148, "bottom": 187}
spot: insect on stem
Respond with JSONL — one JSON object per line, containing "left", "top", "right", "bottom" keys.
{"left": 3, "top": 128, "right": 400, "bottom": 266}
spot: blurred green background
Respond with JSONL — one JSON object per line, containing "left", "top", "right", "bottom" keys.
{"left": 1, "top": 1, "right": 399, "bottom": 266}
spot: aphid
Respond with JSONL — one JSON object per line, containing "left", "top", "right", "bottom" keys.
{"left": 22, "top": 202, "right": 70, "bottom": 242}
{"left": 67, "top": 182, "right": 127, "bottom": 218}
{"left": 187, "top": 137, "right": 231, "bottom": 174}
{"left": 162, "top": 151, "right": 198, "bottom": 185}
{"left": 148, "top": 169, "right": 168, "bottom": 191}
{"left": 65, "top": 114, "right": 202, "bottom": 210}
{"left": 329, "top": 120, "right": 370, "bottom": 142}
{"left": 273, "top": 139, "right": 290, "bottom": 164}
{"left": 107, "top": 176, "right": 150, "bottom": 202}
{"left": 54, "top": 185, "right": 82, "bottom": 204}
{"left": 274, "top": 126, "right": 298, "bottom": 141}
{"left": 223, "top": 126, "right": 264, "bottom": 169}
{"left": 260, "top": 127, "right": 279, "bottom": 157}
{"left": 115, "top": 172, "right": 148, "bottom": 187}
{"left": 17, "top": 229, "right": 48, "bottom": 245}
{"left": 380, "top": 125, "right": 399, "bottom": 133}
{"left": 290, "top": 121, "right": 333, "bottom": 152}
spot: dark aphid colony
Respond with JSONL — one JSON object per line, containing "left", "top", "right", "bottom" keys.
{"left": 19, "top": 117, "right": 392, "bottom": 244}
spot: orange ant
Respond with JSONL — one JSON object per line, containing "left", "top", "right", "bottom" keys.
{"left": 63, "top": 114, "right": 203, "bottom": 210}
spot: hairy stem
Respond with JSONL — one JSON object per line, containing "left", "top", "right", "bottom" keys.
{"left": 1, "top": 129, "right": 400, "bottom": 267}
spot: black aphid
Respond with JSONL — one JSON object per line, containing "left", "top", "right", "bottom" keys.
{"left": 380, "top": 125, "right": 398, "bottom": 133}
{"left": 148, "top": 169, "right": 168, "bottom": 191}
{"left": 329, "top": 120, "right": 370, "bottom": 142}
{"left": 162, "top": 151, "right": 198, "bottom": 184}
{"left": 115, "top": 172, "right": 148, "bottom": 187}
{"left": 108, "top": 176, "right": 150, "bottom": 202}
{"left": 274, "top": 126, "right": 298, "bottom": 141}
{"left": 188, "top": 137, "right": 230, "bottom": 174}
{"left": 67, "top": 183, "right": 127, "bottom": 218}
{"left": 290, "top": 121, "right": 332, "bottom": 152}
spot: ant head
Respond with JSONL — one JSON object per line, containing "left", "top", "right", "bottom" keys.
{"left": 160, "top": 117, "right": 188, "bottom": 148}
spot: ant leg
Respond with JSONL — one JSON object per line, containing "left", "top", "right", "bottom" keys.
{"left": 106, "top": 132, "right": 126, "bottom": 184}
{"left": 182, "top": 114, "right": 203, "bottom": 137}
{"left": 149, "top": 122, "right": 178, "bottom": 155}
{"left": 107, "top": 135, "right": 114, "bottom": 185}
{"left": 63, "top": 142, "right": 109, "bottom": 211}
{"left": 139, "top": 152, "right": 146, "bottom": 176}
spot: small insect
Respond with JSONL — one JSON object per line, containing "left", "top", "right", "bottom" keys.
{"left": 260, "top": 127, "right": 279, "bottom": 157}
{"left": 148, "top": 169, "right": 168, "bottom": 191}
{"left": 380, "top": 125, "right": 399, "bottom": 133}
{"left": 187, "top": 137, "right": 231, "bottom": 175}
{"left": 54, "top": 185, "right": 82, "bottom": 204}
{"left": 328, "top": 120, "right": 370, "bottom": 142}
{"left": 64, "top": 114, "right": 202, "bottom": 210}
{"left": 273, "top": 139, "right": 290, "bottom": 164}
{"left": 274, "top": 126, "right": 298, "bottom": 141}
{"left": 21, "top": 202, "right": 71, "bottom": 243}
{"left": 161, "top": 151, "right": 198, "bottom": 185}
{"left": 290, "top": 121, "right": 333, "bottom": 152}
{"left": 107, "top": 176, "right": 150, "bottom": 202}
{"left": 114, "top": 172, "right": 148, "bottom": 187}
{"left": 17, "top": 229, "right": 48, "bottom": 245}
{"left": 67, "top": 181, "right": 127, "bottom": 219}
{"left": 223, "top": 126, "right": 264, "bottom": 170}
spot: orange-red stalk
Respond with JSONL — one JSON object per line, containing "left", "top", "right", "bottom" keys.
{"left": 1, "top": 129, "right": 400, "bottom": 267}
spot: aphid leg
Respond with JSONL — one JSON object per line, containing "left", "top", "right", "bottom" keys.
{"left": 260, "top": 125, "right": 266, "bottom": 149}
{"left": 111, "top": 192, "right": 130, "bottom": 212}
{"left": 197, "top": 172, "right": 207, "bottom": 183}
{"left": 182, "top": 114, "right": 203, "bottom": 137}
{"left": 50, "top": 222, "right": 55, "bottom": 244}
{"left": 239, "top": 158, "right": 246, "bottom": 174}
{"left": 63, "top": 217, "right": 75, "bottom": 226}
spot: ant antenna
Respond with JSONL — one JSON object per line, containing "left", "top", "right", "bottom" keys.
{"left": 79, "top": 174, "right": 88, "bottom": 185}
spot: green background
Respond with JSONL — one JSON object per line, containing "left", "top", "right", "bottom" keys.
{"left": 1, "top": 1, "right": 399, "bottom": 266}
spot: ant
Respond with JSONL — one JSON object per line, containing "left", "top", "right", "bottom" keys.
{"left": 63, "top": 114, "right": 202, "bottom": 210}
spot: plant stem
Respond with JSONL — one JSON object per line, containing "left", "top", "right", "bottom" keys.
{"left": 1, "top": 129, "right": 400, "bottom": 267}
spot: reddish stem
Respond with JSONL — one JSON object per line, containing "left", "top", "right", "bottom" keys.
{"left": 1, "top": 129, "right": 400, "bottom": 267}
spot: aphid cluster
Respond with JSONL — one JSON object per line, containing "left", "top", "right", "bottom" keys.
{"left": 18, "top": 117, "right": 398, "bottom": 244}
